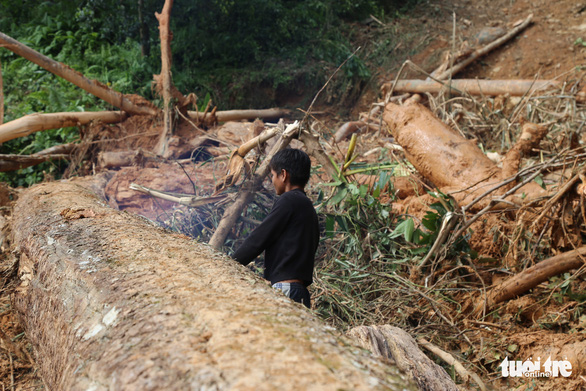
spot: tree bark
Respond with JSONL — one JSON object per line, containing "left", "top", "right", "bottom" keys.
{"left": 383, "top": 99, "right": 499, "bottom": 192}
{"left": 0, "top": 32, "right": 158, "bottom": 117}
{"left": 348, "top": 325, "right": 459, "bottom": 391}
{"left": 187, "top": 108, "right": 292, "bottom": 124}
{"left": 0, "top": 111, "right": 127, "bottom": 144}
{"left": 0, "top": 58, "right": 3, "bottom": 125}
{"left": 138, "top": 0, "right": 151, "bottom": 57}
{"left": 388, "top": 79, "right": 560, "bottom": 97}
{"left": 12, "top": 181, "right": 415, "bottom": 391}
{"left": 154, "top": 0, "right": 175, "bottom": 156}
{"left": 474, "top": 247, "right": 586, "bottom": 315}
{"left": 0, "top": 153, "right": 67, "bottom": 172}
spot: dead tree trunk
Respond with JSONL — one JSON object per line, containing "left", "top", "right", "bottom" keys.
{"left": 12, "top": 181, "right": 415, "bottom": 391}
{"left": 187, "top": 108, "right": 292, "bottom": 124}
{"left": 389, "top": 79, "right": 560, "bottom": 97}
{"left": 0, "top": 111, "right": 127, "bottom": 144}
{"left": 0, "top": 32, "right": 158, "bottom": 117}
{"left": 0, "top": 58, "right": 3, "bottom": 125}
{"left": 154, "top": 0, "right": 175, "bottom": 156}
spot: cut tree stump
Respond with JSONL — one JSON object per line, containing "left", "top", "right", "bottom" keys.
{"left": 11, "top": 181, "right": 416, "bottom": 391}
{"left": 348, "top": 325, "right": 459, "bottom": 391}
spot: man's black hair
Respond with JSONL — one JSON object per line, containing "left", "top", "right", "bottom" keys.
{"left": 269, "top": 148, "right": 311, "bottom": 187}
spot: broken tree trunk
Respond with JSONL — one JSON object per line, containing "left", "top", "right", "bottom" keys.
{"left": 0, "top": 111, "right": 127, "bottom": 144}
{"left": 348, "top": 325, "right": 459, "bottom": 391}
{"left": 473, "top": 246, "right": 586, "bottom": 315}
{"left": 389, "top": 79, "right": 560, "bottom": 97}
{"left": 154, "top": 0, "right": 175, "bottom": 156}
{"left": 12, "top": 181, "right": 416, "bottom": 391}
{"left": 0, "top": 32, "right": 158, "bottom": 117}
{"left": 209, "top": 121, "right": 300, "bottom": 249}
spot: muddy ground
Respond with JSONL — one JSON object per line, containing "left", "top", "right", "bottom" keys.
{"left": 0, "top": 0, "right": 585, "bottom": 389}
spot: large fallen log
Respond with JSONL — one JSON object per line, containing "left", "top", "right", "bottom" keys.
{"left": 12, "top": 181, "right": 416, "bottom": 390}
{"left": 382, "top": 99, "right": 547, "bottom": 205}
{"left": 0, "top": 31, "right": 158, "bottom": 116}
{"left": 0, "top": 111, "right": 127, "bottom": 144}
{"left": 388, "top": 79, "right": 560, "bottom": 97}
{"left": 383, "top": 99, "right": 499, "bottom": 192}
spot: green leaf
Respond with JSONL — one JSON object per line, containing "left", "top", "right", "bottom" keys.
{"left": 390, "top": 218, "right": 415, "bottom": 242}
{"left": 325, "top": 215, "right": 335, "bottom": 238}
{"left": 329, "top": 187, "right": 348, "bottom": 206}
{"left": 534, "top": 175, "right": 546, "bottom": 189}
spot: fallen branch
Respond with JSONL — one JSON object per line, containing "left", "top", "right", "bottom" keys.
{"left": 434, "top": 14, "right": 534, "bottom": 81}
{"left": 0, "top": 142, "right": 77, "bottom": 172}
{"left": 390, "top": 79, "right": 560, "bottom": 97}
{"left": 473, "top": 247, "right": 586, "bottom": 315}
{"left": 0, "top": 32, "right": 158, "bottom": 116}
{"left": 187, "top": 108, "right": 292, "bottom": 124}
{"left": 129, "top": 183, "right": 228, "bottom": 207}
{"left": 299, "top": 129, "right": 342, "bottom": 182}
{"left": 0, "top": 111, "right": 127, "bottom": 144}
{"left": 0, "top": 153, "right": 68, "bottom": 172}
{"left": 208, "top": 121, "right": 300, "bottom": 249}
{"left": 417, "top": 338, "right": 487, "bottom": 391}
{"left": 214, "top": 124, "right": 281, "bottom": 193}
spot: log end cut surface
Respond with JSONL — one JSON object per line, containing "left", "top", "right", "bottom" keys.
{"left": 12, "top": 182, "right": 416, "bottom": 391}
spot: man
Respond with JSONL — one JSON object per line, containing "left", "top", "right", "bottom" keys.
{"left": 232, "top": 148, "right": 319, "bottom": 308}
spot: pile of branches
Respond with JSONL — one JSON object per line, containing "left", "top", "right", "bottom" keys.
{"left": 310, "top": 66, "right": 586, "bottom": 386}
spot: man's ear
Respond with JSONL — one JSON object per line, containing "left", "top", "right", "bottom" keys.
{"left": 281, "top": 169, "right": 290, "bottom": 182}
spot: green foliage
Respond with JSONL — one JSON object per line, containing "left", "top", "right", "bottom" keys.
{"left": 0, "top": 0, "right": 421, "bottom": 186}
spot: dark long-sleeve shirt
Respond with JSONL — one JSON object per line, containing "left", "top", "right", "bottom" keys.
{"left": 232, "top": 188, "right": 319, "bottom": 286}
